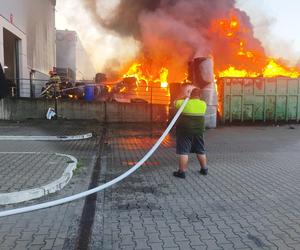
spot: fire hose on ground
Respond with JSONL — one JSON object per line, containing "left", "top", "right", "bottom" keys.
{"left": 0, "top": 98, "right": 189, "bottom": 218}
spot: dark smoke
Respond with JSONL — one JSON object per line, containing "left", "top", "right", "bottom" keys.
{"left": 82, "top": 0, "right": 266, "bottom": 79}
{"left": 83, "top": 0, "right": 162, "bottom": 38}
{"left": 83, "top": 0, "right": 236, "bottom": 38}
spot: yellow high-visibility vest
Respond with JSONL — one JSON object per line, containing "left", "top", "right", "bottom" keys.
{"left": 175, "top": 99, "right": 207, "bottom": 116}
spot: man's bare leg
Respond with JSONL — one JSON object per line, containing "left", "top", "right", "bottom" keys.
{"left": 196, "top": 154, "right": 207, "bottom": 169}
{"left": 196, "top": 154, "right": 208, "bottom": 175}
{"left": 173, "top": 154, "right": 188, "bottom": 178}
{"left": 179, "top": 154, "right": 189, "bottom": 172}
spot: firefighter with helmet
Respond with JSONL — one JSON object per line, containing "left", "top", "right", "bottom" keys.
{"left": 41, "top": 70, "right": 61, "bottom": 98}
{"left": 49, "top": 70, "right": 61, "bottom": 97}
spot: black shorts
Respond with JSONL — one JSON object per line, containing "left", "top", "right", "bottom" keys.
{"left": 176, "top": 134, "right": 205, "bottom": 155}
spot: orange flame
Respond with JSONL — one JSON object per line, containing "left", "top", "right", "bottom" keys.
{"left": 120, "top": 86, "right": 126, "bottom": 93}
{"left": 211, "top": 12, "right": 300, "bottom": 79}
{"left": 219, "top": 66, "right": 259, "bottom": 78}
{"left": 262, "top": 60, "right": 300, "bottom": 78}
{"left": 219, "top": 60, "right": 300, "bottom": 78}
{"left": 123, "top": 63, "right": 169, "bottom": 88}
{"left": 106, "top": 85, "right": 112, "bottom": 93}
{"left": 160, "top": 67, "right": 168, "bottom": 88}
{"left": 123, "top": 63, "right": 146, "bottom": 86}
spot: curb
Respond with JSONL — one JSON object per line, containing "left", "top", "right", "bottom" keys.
{"left": 0, "top": 153, "right": 78, "bottom": 205}
{"left": 0, "top": 133, "right": 92, "bottom": 141}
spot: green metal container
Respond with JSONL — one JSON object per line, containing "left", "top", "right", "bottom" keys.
{"left": 218, "top": 77, "right": 300, "bottom": 123}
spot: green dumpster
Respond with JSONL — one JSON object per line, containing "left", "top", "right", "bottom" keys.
{"left": 218, "top": 77, "right": 300, "bottom": 123}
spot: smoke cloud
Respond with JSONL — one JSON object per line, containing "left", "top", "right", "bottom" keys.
{"left": 79, "top": 0, "right": 267, "bottom": 80}
{"left": 83, "top": 0, "right": 162, "bottom": 38}
{"left": 58, "top": 0, "right": 270, "bottom": 79}
{"left": 56, "top": 0, "right": 141, "bottom": 76}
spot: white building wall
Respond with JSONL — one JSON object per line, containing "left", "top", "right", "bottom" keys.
{"left": 75, "top": 37, "right": 96, "bottom": 80}
{"left": 56, "top": 30, "right": 96, "bottom": 81}
{"left": 0, "top": 0, "right": 56, "bottom": 97}
{"left": 56, "top": 30, "right": 76, "bottom": 75}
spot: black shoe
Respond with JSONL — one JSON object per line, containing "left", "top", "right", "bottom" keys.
{"left": 199, "top": 168, "right": 208, "bottom": 175}
{"left": 173, "top": 170, "right": 186, "bottom": 179}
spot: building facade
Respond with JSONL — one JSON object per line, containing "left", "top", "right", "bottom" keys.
{"left": 56, "top": 30, "right": 96, "bottom": 81}
{"left": 0, "top": 0, "right": 56, "bottom": 97}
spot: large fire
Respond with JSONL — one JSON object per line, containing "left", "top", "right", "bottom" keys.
{"left": 116, "top": 9, "right": 300, "bottom": 106}
{"left": 122, "top": 11, "right": 300, "bottom": 90}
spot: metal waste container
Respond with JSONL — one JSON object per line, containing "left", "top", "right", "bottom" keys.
{"left": 218, "top": 77, "right": 300, "bottom": 123}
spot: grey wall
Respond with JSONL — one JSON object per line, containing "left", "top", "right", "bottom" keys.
{"left": 75, "top": 36, "right": 96, "bottom": 80}
{"left": 56, "top": 30, "right": 76, "bottom": 74}
{"left": 56, "top": 30, "right": 96, "bottom": 80}
{"left": 0, "top": 98, "right": 169, "bottom": 123}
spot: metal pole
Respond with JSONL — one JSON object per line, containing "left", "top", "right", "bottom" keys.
{"left": 150, "top": 85, "right": 153, "bottom": 123}
{"left": 54, "top": 86, "right": 58, "bottom": 120}
{"left": 150, "top": 85, "right": 153, "bottom": 137}
{"left": 104, "top": 101, "right": 107, "bottom": 124}
{"left": 29, "top": 74, "right": 33, "bottom": 98}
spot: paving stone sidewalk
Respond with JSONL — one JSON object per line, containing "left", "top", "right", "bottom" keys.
{"left": 0, "top": 153, "right": 69, "bottom": 193}
{"left": 0, "top": 120, "right": 103, "bottom": 250}
{"left": 1, "top": 121, "right": 300, "bottom": 250}
{"left": 91, "top": 124, "right": 300, "bottom": 250}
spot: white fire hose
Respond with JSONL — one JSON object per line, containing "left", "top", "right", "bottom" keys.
{"left": 0, "top": 98, "right": 189, "bottom": 218}
{"left": 39, "top": 83, "right": 54, "bottom": 97}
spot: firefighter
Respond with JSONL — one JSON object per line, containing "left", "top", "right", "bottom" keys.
{"left": 49, "top": 70, "right": 61, "bottom": 98}
{"left": 41, "top": 70, "right": 61, "bottom": 98}
{"left": 173, "top": 88, "right": 208, "bottom": 179}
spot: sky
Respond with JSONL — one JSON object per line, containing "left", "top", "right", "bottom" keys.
{"left": 56, "top": 0, "right": 300, "bottom": 69}
{"left": 236, "top": 0, "right": 300, "bottom": 65}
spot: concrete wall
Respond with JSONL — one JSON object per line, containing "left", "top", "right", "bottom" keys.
{"left": 0, "top": 98, "right": 169, "bottom": 123}
{"left": 0, "top": 0, "right": 56, "bottom": 96}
